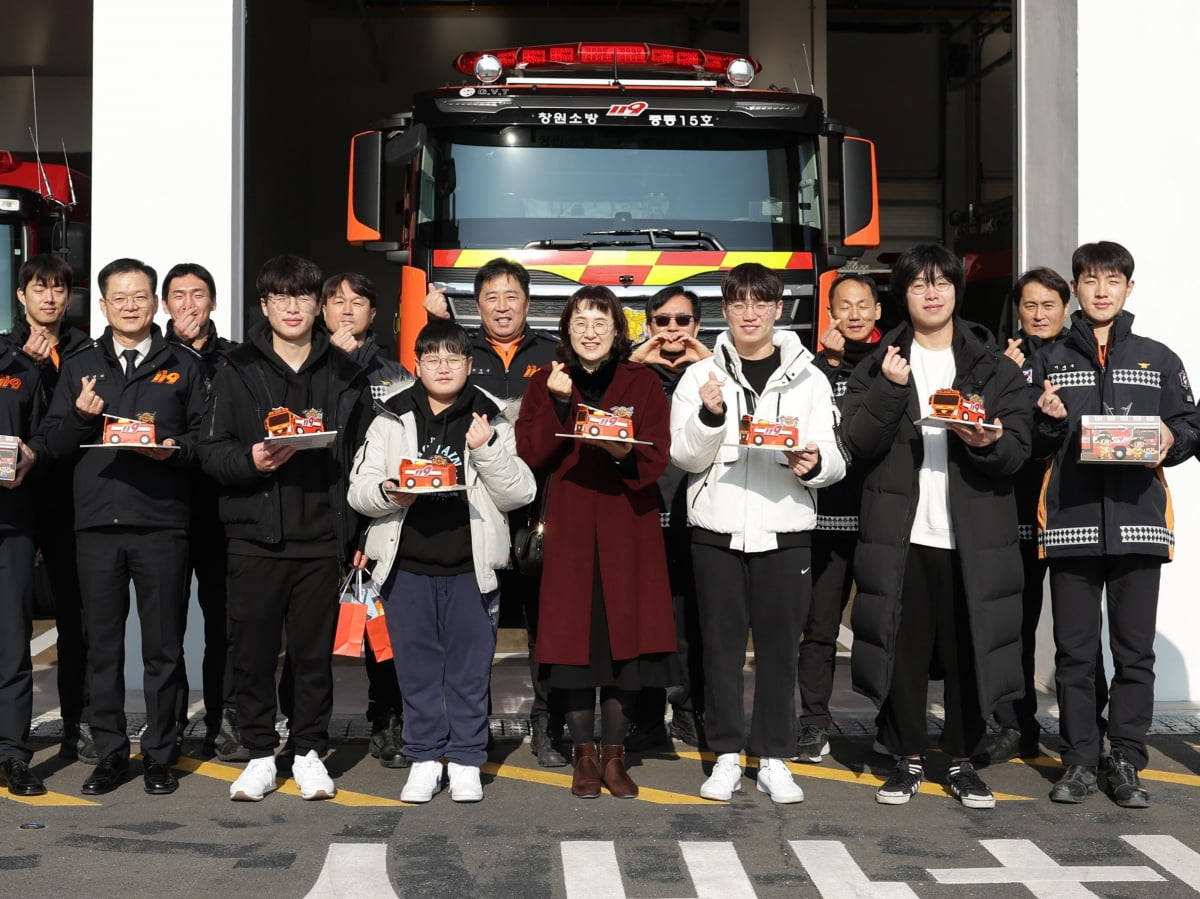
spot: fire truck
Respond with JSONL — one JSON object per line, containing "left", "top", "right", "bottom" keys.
{"left": 929, "top": 388, "right": 986, "bottom": 424}
{"left": 264, "top": 407, "right": 326, "bottom": 436}
{"left": 0, "top": 151, "right": 90, "bottom": 333}
{"left": 398, "top": 457, "right": 458, "bottom": 489}
{"left": 346, "top": 41, "right": 879, "bottom": 369}
{"left": 739, "top": 414, "right": 799, "bottom": 448}
{"left": 574, "top": 404, "right": 634, "bottom": 440}
{"left": 102, "top": 414, "right": 157, "bottom": 446}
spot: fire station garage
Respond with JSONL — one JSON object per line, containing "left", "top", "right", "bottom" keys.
{"left": 2, "top": 0, "right": 1200, "bottom": 703}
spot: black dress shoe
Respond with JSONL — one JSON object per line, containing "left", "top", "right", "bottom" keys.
{"left": 143, "top": 761, "right": 178, "bottom": 795}
{"left": 1107, "top": 748, "right": 1150, "bottom": 808}
{"left": 81, "top": 754, "right": 130, "bottom": 795}
{"left": 1, "top": 758, "right": 47, "bottom": 797}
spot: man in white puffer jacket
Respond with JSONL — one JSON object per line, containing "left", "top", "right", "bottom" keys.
{"left": 348, "top": 320, "right": 535, "bottom": 804}
{"left": 670, "top": 263, "right": 845, "bottom": 805}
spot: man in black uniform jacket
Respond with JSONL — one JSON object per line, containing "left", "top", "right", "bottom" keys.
{"left": 2, "top": 254, "right": 95, "bottom": 763}
{"left": 425, "top": 257, "right": 563, "bottom": 764}
{"left": 33, "top": 257, "right": 207, "bottom": 796}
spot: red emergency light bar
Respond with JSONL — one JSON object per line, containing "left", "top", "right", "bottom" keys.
{"left": 453, "top": 43, "right": 762, "bottom": 77}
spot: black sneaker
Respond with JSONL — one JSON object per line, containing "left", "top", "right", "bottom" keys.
{"left": 369, "top": 713, "right": 411, "bottom": 769}
{"left": 947, "top": 761, "right": 996, "bottom": 809}
{"left": 794, "top": 725, "right": 830, "bottom": 764}
{"left": 625, "top": 719, "right": 669, "bottom": 753}
{"left": 1049, "top": 764, "right": 1098, "bottom": 803}
{"left": 876, "top": 759, "right": 923, "bottom": 805}
{"left": 1107, "top": 748, "right": 1149, "bottom": 808}
{"left": 214, "top": 709, "right": 251, "bottom": 762}
{"left": 668, "top": 708, "right": 705, "bottom": 748}
{"left": 59, "top": 721, "right": 99, "bottom": 765}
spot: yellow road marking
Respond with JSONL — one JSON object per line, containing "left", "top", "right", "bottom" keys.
{"left": 157, "top": 755, "right": 404, "bottom": 807}
{"left": 2, "top": 789, "right": 99, "bottom": 807}
{"left": 670, "top": 751, "right": 1034, "bottom": 801}
{"left": 481, "top": 760, "right": 711, "bottom": 805}
{"left": 1019, "top": 755, "right": 1200, "bottom": 787}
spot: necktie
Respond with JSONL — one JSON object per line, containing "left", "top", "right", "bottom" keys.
{"left": 123, "top": 349, "right": 139, "bottom": 379}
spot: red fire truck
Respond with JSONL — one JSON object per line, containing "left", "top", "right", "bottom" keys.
{"left": 346, "top": 42, "right": 879, "bottom": 370}
{"left": 739, "top": 414, "right": 799, "bottom": 448}
{"left": 0, "top": 151, "right": 90, "bottom": 333}
{"left": 398, "top": 457, "right": 458, "bottom": 489}
{"left": 574, "top": 404, "right": 634, "bottom": 441}
{"left": 264, "top": 407, "right": 326, "bottom": 436}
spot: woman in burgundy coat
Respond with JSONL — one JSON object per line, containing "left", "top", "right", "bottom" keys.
{"left": 516, "top": 286, "right": 676, "bottom": 800}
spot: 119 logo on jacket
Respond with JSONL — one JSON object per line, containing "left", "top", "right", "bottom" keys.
{"left": 0, "top": 375, "right": 23, "bottom": 390}
{"left": 151, "top": 369, "right": 181, "bottom": 384}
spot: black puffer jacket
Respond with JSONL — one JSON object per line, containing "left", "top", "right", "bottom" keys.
{"left": 813, "top": 335, "right": 878, "bottom": 532}
{"left": 840, "top": 319, "right": 1031, "bottom": 711}
{"left": 1031, "top": 310, "right": 1199, "bottom": 560}
{"left": 198, "top": 321, "right": 372, "bottom": 563}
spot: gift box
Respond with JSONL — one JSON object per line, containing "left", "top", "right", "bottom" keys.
{"left": 1080, "top": 415, "right": 1161, "bottom": 463}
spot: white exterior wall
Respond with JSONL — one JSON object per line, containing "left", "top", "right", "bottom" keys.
{"left": 1021, "top": 0, "right": 1200, "bottom": 703}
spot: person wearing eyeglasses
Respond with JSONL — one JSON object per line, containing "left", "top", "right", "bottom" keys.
{"left": 198, "top": 255, "right": 373, "bottom": 803}
{"left": 625, "top": 288, "right": 711, "bottom": 753}
{"left": 348, "top": 319, "right": 535, "bottom": 803}
{"left": 670, "top": 262, "right": 846, "bottom": 804}
{"left": 839, "top": 244, "right": 1031, "bottom": 810}
{"left": 516, "top": 286, "right": 675, "bottom": 800}
{"left": 794, "top": 273, "right": 883, "bottom": 765}
{"left": 427, "top": 258, "right": 566, "bottom": 767}
{"left": 32, "top": 258, "right": 208, "bottom": 797}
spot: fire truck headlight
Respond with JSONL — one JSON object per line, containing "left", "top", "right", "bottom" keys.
{"left": 0, "top": 198, "right": 21, "bottom": 213}
{"left": 475, "top": 54, "right": 503, "bottom": 84}
{"left": 726, "top": 58, "right": 755, "bottom": 87}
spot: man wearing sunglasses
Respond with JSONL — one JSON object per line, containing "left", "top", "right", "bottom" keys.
{"left": 199, "top": 255, "right": 373, "bottom": 802}
{"left": 626, "top": 288, "right": 711, "bottom": 751}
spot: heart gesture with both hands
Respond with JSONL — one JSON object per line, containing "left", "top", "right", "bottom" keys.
{"left": 631, "top": 333, "right": 711, "bottom": 369}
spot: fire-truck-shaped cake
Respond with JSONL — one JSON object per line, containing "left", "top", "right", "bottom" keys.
{"left": 264, "top": 407, "right": 326, "bottom": 436}
{"left": 103, "top": 412, "right": 157, "bottom": 445}
{"left": 739, "top": 414, "right": 800, "bottom": 449}
{"left": 928, "top": 388, "right": 987, "bottom": 424}
{"left": 397, "top": 456, "right": 458, "bottom": 489}
{"left": 573, "top": 404, "right": 634, "bottom": 441}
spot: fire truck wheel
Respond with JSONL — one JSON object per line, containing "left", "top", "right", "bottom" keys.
{"left": 961, "top": 412, "right": 970, "bottom": 421}
{"left": 405, "top": 478, "right": 416, "bottom": 488}
{"left": 589, "top": 426, "right": 600, "bottom": 437}
{"left": 785, "top": 437, "right": 795, "bottom": 448}
{"left": 296, "top": 426, "right": 306, "bottom": 434}
{"left": 754, "top": 435, "right": 764, "bottom": 446}
{"left": 1115, "top": 447, "right": 1127, "bottom": 460}
{"left": 109, "top": 434, "right": 121, "bottom": 444}
{"left": 618, "top": 429, "right": 629, "bottom": 439}
{"left": 432, "top": 478, "right": 442, "bottom": 488}
{"left": 139, "top": 434, "right": 152, "bottom": 445}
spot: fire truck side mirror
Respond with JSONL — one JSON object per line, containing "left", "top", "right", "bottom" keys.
{"left": 348, "top": 130, "right": 384, "bottom": 244}
{"left": 839, "top": 136, "right": 880, "bottom": 248}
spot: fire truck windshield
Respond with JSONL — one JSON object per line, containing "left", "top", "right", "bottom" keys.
{"left": 0, "top": 222, "right": 19, "bottom": 329}
{"left": 414, "top": 127, "right": 822, "bottom": 252}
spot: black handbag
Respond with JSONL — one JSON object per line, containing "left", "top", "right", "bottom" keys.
{"left": 513, "top": 477, "right": 551, "bottom": 576}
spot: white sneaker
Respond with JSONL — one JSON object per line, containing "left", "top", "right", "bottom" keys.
{"left": 292, "top": 749, "right": 337, "bottom": 800}
{"left": 447, "top": 762, "right": 484, "bottom": 803}
{"left": 401, "top": 760, "right": 443, "bottom": 803}
{"left": 700, "top": 753, "right": 743, "bottom": 801}
{"left": 756, "top": 757, "right": 805, "bottom": 804}
{"left": 230, "top": 757, "right": 278, "bottom": 801}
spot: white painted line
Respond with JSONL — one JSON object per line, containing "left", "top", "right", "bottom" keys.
{"left": 678, "top": 842, "right": 757, "bottom": 898}
{"left": 929, "top": 839, "right": 1162, "bottom": 895}
{"left": 302, "top": 843, "right": 399, "bottom": 899}
{"left": 562, "top": 842, "right": 627, "bottom": 899}
{"left": 790, "top": 841, "right": 918, "bottom": 898}
{"left": 30, "top": 627, "right": 58, "bottom": 657}
{"left": 838, "top": 624, "right": 854, "bottom": 649}
{"left": 1123, "top": 835, "right": 1200, "bottom": 890}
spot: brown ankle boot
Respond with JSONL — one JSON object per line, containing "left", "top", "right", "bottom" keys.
{"left": 600, "top": 744, "right": 638, "bottom": 799}
{"left": 571, "top": 743, "right": 601, "bottom": 798}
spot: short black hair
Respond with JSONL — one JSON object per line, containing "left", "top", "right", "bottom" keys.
{"left": 645, "top": 286, "right": 700, "bottom": 320}
{"left": 18, "top": 253, "right": 73, "bottom": 293}
{"left": 474, "top": 258, "right": 530, "bottom": 299}
{"left": 721, "top": 262, "right": 782, "bottom": 305}
{"left": 256, "top": 254, "right": 322, "bottom": 300}
{"left": 1011, "top": 266, "right": 1069, "bottom": 306}
{"left": 1071, "top": 241, "right": 1135, "bottom": 282}
{"left": 415, "top": 318, "right": 472, "bottom": 359}
{"left": 98, "top": 258, "right": 158, "bottom": 296}
{"left": 322, "top": 272, "right": 377, "bottom": 307}
{"left": 828, "top": 272, "right": 879, "bottom": 306}
{"left": 890, "top": 244, "right": 964, "bottom": 306}
{"left": 556, "top": 285, "right": 633, "bottom": 364}
{"left": 162, "top": 262, "right": 216, "bottom": 302}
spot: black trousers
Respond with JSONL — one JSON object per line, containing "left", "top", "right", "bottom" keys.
{"left": 38, "top": 511, "right": 89, "bottom": 726}
{"left": 693, "top": 542, "right": 809, "bottom": 759}
{"left": 177, "top": 512, "right": 233, "bottom": 731}
{"left": 878, "top": 544, "right": 985, "bottom": 759}
{"left": 1050, "top": 554, "right": 1160, "bottom": 769}
{"left": 992, "top": 541, "right": 1110, "bottom": 735}
{"left": 0, "top": 531, "right": 35, "bottom": 762}
{"left": 77, "top": 527, "right": 189, "bottom": 764}
{"left": 227, "top": 553, "right": 340, "bottom": 759}
{"left": 798, "top": 532, "right": 855, "bottom": 729}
